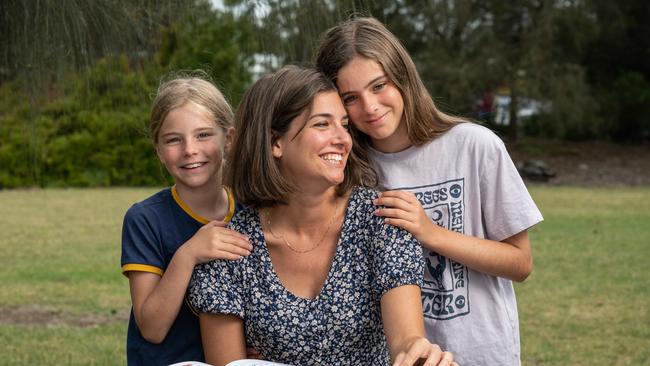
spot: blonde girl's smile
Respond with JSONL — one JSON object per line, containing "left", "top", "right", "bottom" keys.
{"left": 156, "top": 102, "right": 232, "bottom": 190}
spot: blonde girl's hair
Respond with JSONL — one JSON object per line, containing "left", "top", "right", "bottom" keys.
{"left": 149, "top": 71, "right": 234, "bottom": 144}
{"left": 315, "top": 17, "right": 465, "bottom": 147}
{"left": 225, "top": 65, "right": 378, "bottom": 208}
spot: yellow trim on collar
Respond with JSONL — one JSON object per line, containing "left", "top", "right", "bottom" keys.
{"left": 171, "top": 185, "right": 236, "bottom": 224}
{"left": 121, "top": 264, "right": 164, "bottom": 277}
{"left": 172, "top": 185, "right": 210, "bottom": 224}
{"left": 223, "top": 187, "right": 236, "bottom": 222}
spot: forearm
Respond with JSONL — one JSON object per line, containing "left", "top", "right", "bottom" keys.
{"left": 132, "top": 247, "right": 196, "bottom": 343}
{"left": 421, "top": 225, "right": 532, "bottom": 281}
{"left": 381, "top": 285, "right": 425, "bottom": 360}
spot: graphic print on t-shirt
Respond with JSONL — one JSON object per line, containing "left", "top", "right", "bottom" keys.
{"left": 404, "top": 178, "right": 470, "bottom": 320}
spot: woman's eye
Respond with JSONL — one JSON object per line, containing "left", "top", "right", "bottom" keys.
{"left": 164, "top": 137, "right": 180, "bottom": 144}
{"left": 197, "top": 132, "right": 213, "bottom": 139}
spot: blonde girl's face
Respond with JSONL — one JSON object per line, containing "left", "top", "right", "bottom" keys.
{"left": 156, "top": 102, "right": 233, "bottom": 193}
{"left": 272, "top": 91, "right": 352, "bottom": 191}
{"left": 336, "top": 56, "right": 410, "bottom": 153}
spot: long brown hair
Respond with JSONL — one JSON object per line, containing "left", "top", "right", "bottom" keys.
{"left": 225, "top": 65, "right": 377, "bottom": 208}
{"left": 316, "top": 17, "right": 464, "bottom": 148}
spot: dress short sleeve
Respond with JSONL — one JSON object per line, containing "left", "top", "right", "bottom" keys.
{"left": 188, "top": 258, "right": 245, "bottom": 318}
{"left": 362, "top": 189, "right": 424, "bottom": 298}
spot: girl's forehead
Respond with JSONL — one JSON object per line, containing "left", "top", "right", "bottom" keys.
{"left": 337, "top": 57, "right": 386, "bottom": 89}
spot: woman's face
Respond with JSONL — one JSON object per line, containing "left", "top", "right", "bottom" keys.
{"left": 272, "top": 91, "right": 352, "bottom": 191}
{"left": 336, "top": 56, "right": 409, "bottom": 153}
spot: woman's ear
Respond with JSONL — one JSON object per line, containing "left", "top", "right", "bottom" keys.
{"left": 271, "top": 133, "right": 283, "bottom": 158}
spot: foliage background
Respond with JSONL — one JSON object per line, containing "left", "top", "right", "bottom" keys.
{"left": 0, "top": 0, "right": 648, "bottom": 188}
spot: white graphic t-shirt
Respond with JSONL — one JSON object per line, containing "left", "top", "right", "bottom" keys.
{"left": 369, "top": 122, "right": 543, "bottom": 366}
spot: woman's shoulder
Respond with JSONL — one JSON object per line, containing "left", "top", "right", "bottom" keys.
{"left": 350, "top": 186, "right": 380, "bottom": 201}
{"left": 347, "top": 187, "right": 381, "bottom": 213}
{"left": 229, "top": 205, "right": 259, "bottom": 233}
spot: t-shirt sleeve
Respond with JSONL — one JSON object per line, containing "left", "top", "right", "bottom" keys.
{"left": 478, "top": 132, "right": 544, "bottom": 241}
{"left": 370, "top": 214, "right": 424, "bottom": 298}
{"left": 120, "top": 204, "right": 165, "bottom": 276}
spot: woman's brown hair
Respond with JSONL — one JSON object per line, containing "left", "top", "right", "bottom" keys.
{"left": 315, "top": 17, "right": 464, "bottom": 148}
{"left": 225, "top": 65, "right": 377, "bottom": 208}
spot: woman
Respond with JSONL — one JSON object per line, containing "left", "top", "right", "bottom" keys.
{"left": 188, "top": 66, "right": 457, "bottom": 366}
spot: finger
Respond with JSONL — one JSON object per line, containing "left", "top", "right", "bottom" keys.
{"left": 216, "top": 228, "right": 250, "bottom": 243}
{"left": 430, "top": 351, "right": 453, "bottom": 366}
{"left": 374, "top": 207, "right": 415, "bottom": 221}
{"left": 392, "top": 352, "right": 406, "bottom": 366}
{"left": 218, "top": 242, "right": 252, "bottom": 257}
{"left": 382, "top": 189, "right": 419, "bottom": 202}
{"left": 217, "top": 234, "right": 253, "bottom": 251}
{"left": 399, "top": 341, "right": 434, "bottom": 366}
{"left": 375, "top": 196, "right": 416, "bottom": 211}
{"left": 382, "top": 217, "right": 416, "bottom": 233}
{"left": 382, "top": 190, "right": 422, "bottom": 207}
{"left": 212, "top": 250, "right": 244, "bottom": 260}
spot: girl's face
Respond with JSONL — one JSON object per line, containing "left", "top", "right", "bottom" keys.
{"left": 272, "top": 91, "right": 352, "bottom": 191}
{"left": 156, "top": 102, "right": 233, "bottom": 193}
{"left": 336, "top": 56, "right": 409, "bottom": 153}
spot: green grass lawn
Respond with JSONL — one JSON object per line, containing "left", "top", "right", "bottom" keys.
{"left": 1, "top": 186, "right": 648, "bottom": 365}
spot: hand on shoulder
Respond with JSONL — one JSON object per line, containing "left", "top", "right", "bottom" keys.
{"left": 182, "top": 221, "right": 252, "bottom": 264}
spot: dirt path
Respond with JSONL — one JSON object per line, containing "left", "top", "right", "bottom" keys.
{"left": 506, "top": 139, "right": 650, "bottom": 186}
{"left": 0, "top": 304, "right": 129, "bottom": 327}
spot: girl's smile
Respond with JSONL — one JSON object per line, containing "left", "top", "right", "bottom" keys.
{"left": 336, "top": 56, "right": 410, "bottom": 153}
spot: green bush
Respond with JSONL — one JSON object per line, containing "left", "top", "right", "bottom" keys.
{"left": 0, "top": 2, "right": 256, "bottom": 188}
{"left": 0, "top": 57, "right": 171, "bottom": 188}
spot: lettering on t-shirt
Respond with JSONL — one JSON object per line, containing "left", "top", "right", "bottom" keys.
{"left": 405, "top": 178, "right": 470, "bottom": 320}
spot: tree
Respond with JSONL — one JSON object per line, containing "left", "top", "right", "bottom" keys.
{"left": 159, "top": 0, "right": 257, "bottom": 104}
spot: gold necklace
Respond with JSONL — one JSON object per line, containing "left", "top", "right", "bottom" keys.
{"left": 265, "top": 199, "right": 340, "bottom": 254}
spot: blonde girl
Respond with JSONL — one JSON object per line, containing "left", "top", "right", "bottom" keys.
{"left": 121, "top": 74, "right": 251, "bottom": 365}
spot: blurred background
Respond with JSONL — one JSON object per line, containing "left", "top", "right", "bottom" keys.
{"left": 1, "top": 0, "right": 648, "bottom": 188}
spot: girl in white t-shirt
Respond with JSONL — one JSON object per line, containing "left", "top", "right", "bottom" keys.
{"left": 316, "top": 17, "right": 543, "bottom": 366}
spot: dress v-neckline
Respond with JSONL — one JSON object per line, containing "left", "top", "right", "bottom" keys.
{"left": 253, "top": 196, "right": 352, "bottom": 302}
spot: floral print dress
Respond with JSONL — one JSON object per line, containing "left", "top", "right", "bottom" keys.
{"left": 189, "top": 187, "right": 423, "bottom": 365}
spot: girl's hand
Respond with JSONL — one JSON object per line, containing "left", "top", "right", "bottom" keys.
{"left": 392, "top": 337, "right": 457, "bottom": 366}
{"left": 185, "top": 221, "right": 252, "bottom": 263}
{"left": 373, "top": 190, "right": 440, "bottom": 242}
